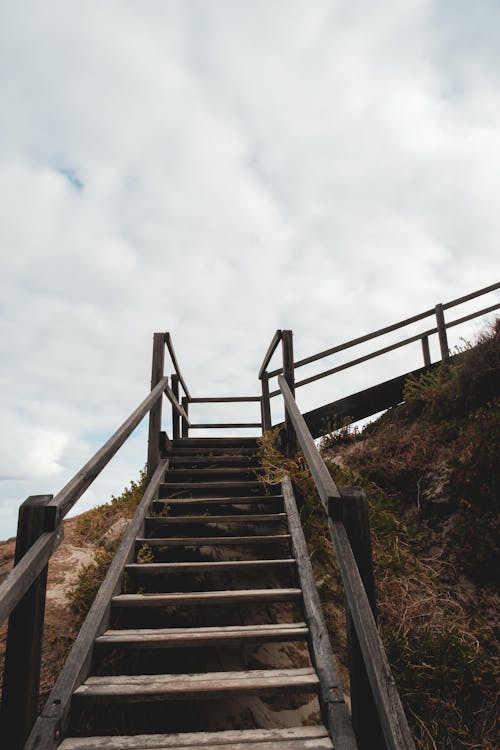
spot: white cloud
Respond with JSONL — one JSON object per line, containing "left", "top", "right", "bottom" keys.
{"left": 0, "top": 1, "right": 499, "bottom": 536}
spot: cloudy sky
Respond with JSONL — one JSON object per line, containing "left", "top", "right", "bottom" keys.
{"left": 1, "top": 1, "right": 499, "bottom": 539}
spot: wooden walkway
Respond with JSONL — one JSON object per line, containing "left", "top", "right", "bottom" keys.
{"left": 58, "top": 437, "right": 352, "bottom": 748}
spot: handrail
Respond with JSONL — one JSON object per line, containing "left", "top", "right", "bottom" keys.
{"left": 165, "top": 332, "right": 191, "bottom": 399}
{"left": 266, "top": 282, "right": 500, "bottom": 380}
{"left": 258, "top": 329, "right": 282, "bottom": 378}
{"left": 278, "top": 374, "right": 416, "bottom": 750}
{"left": 48, "top": 376, "right": 169, "bottom": 520}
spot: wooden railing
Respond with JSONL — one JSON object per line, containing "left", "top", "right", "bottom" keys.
{"left": 259, "top": 282, "right": 500, "bottom": 406}
{"left": 278, "top": 375, "right": 416, "bottom": 750}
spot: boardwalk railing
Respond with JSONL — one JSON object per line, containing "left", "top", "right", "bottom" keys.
{"left": 278, "top": 374, "right": 416, "bottom": 750}
{"left": 259, "top": 282, "right": 500, "bottom": 413}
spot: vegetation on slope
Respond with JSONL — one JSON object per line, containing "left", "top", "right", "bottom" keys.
{"left": 258, "top": 319, "right": 499, "bottom": 750}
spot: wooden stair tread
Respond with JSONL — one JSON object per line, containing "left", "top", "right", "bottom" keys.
{"left": 96, "top": 622, "right": 309, "bottom": 647}
{"left": 112, "top": 588, "right": 302, "bottom": 607}
{"left": 145, "top": 514, "right": 286, "bottom": 524}
{"left": 74, "top": 668, "right": 319, "bottom": 702}
{"left": 135, "top": 535, "right": 291, "bottom": 546}
{"left": 58, "top": 725, "right": 331, "bottom": 748}
{"left": 154, "top": 496, "right": 283, "bottom": 506}
{"left": 125, "top": 559, "right": 295, "bottom": 573}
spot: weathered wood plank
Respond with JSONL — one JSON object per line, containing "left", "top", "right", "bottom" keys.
{"left": 189, "top": 423, "right": 262, "bottom": 429}
{"left": 147, "top": 333, "right": 166, "bottom": 480}
{"left": 135, "top": 534, "right": 291, "bottom": 547}
{"left": 125, "top": 559, "right": 295, "bottom": 574}
{"left": 95, "top": 622, "right": 308, "bottom": 648}
{"left": 189, "top": 397, "right": 262, "bottom": 403}
{"left": 73, "top": 668, "right": 319, "bottom": 702}
{"left": 0, "top": 496, "right": 61, "bottom": 750}
{"left": 165, "top": 333, "right": 191, "bottom": 400}
{"left": 112, "top": 588, "right": 302, "bottom": 607}
{"left": 282, "top": 479, "right": 357, "bottom": 750}
{"left": 145, "top": 514, "right": 286, "bottom": 524}
{"left": 60, "top": 737, "right": 333, "bottom": 750}
{"left": 259, "top": 329, "right": 283, "bottom": 378}
{"left": 58, "top": 725, "right": 330, "bottom": 749}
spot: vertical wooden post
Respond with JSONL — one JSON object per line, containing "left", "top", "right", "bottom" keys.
{"left": 435, "top": 303, "right": 449, "bottom": 361}
{"left": 261, "top": 373, "right": 272, "bottom": 433}
{"left": 147, "top": 332, "right": 166, "bottom": 480}
{"left": 171, "top": 374, "right": 180, "bottom": 439}
{"left": 282, "top": 330, "right": 296, "bottom": 456}
{"left": 421, "top": 335, "right": 431, "bottom": 367}
{"left": 339, "top": 487, "right": 386, "bottom": 750}
{"left": 1, "top": 495, "right": 54, "bottom": 750}
{"left": 181, "top": 397, "right": 189, "bottom": 438}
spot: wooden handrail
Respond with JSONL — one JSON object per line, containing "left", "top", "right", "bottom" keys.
{"left": 165, "top": 332, "right": 191, "bottom": 399}
{"left": 278, "top": 375, "right": 416, "bottom": 750}
{"left": 164, "top": 382, "right": 191, "bottom": 424}
{"left": 48, "top": 376, "right": 169, "bottom": 519}
{"left": 258, "top": 329, "right": 282, "bottom": 378}
{"left": 266, "top": 282, "right": 500, "bottom": 379}
{"left": 0, "top": 529, "right": 61, "bottom": 627}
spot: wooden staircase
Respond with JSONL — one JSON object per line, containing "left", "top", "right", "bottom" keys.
{"left": 58, "top": 437, "right": 348, "bottom": 749}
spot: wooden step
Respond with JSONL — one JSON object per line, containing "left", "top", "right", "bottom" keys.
{"left": 172, "top": 454, "right": 261, "bottom": 466}
{"left": 165, "top": 468, "right": 264, "bottom": 478}
{"left": 112, "top": 588, "right": 302, "bottom": 608}
{"left": 95, "top": 622, "right": 309, "bottom": 649}
{"left": 172, "top": 438, "right": 259, "bottom": 449}
{"left": 125, "top": 559, "right": 296, "bottom": 575}
{"left": 160, "top": 481, "right": 265, "bottom": 497}
{"left": 154, "top": 495, "right": 283, "bottom": 510}
{"left": 135, "top": 535, "right": 291, "bottom": 547}
{"left": 145, "top": 514, "right": 287, "bottom": 525}
{"left": 73, "top": 667, "right": 319, "bottom": 703}
{"left": 59, "top": 725, "right": 333, "bottom": 748}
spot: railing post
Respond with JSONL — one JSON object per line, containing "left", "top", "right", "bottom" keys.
{"left": 339, "top": 487, "right": 386, "bottom": 750}
{"left": 181, "top": 397, "right": 189, "bottom": 437}
{"left": 434, "top": 303, "right": 449, "bottom": 361}
{"left": 421, "top": 335, "right": 431, "bottom": 366}
{"left": 261, "top": 373, "right": 272, "bottom": 433}
{"left": 282, "top": 330, "right": 296, "bottom": 456}
{"left": 0, "top": 495, "right": 55, "bottom": 750}
{"left": 171, "top": 374, "right": 180, "bottom": 439}
{"left": 147, "top": 332, "right": 166, "bottom": 480}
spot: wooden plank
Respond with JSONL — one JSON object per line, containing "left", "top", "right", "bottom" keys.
{"left": 164, "top": 383, "right": 190, "bottom": 424}
{"left": 443, "top": 280, "right": 499, "bottom": 310}
{"left": 164, "top": 467, "right": 264, "bottom": 477}
{"left": 281, "top": 331, "right": 297, "bottom": 457}
{"left": 327, "top": 518, "right": 416, "bottom": 750}
{"left": 153, "top": 496, "right": 283, "bottom": 508}
{"left": 24, "top": 461, "right": 168, "bottom": 749}
{"left": 160, "top": 480, "right": 264, "bottom": 493}
{"left": 189, "top": 397, "right": 262, "bottom": 403}
{"left": 1, "top": 496, "right": 59, "bottom": 750}
{"left": 181, "top": 397, "right": 189, "bottom": 438}
{"left": 259, "top": 329, "right": 282, "bottom": 378}
{"left": 172, "top": 454, "right": 260, "bottom": 464}
{"left": 261, "top": 373, "right": 272, "bottom": 432}
{"left": 145, "top": 514, "right": 286, "bottom": 524}
{"left": 135, "top": 535, "right": 291, "bottom": 547}
{"left": 281, "top": 479, "right": 357, "bottom": 750}
{"left": 95, "top": 622, "right": 308, "bottom": 648}
{"left": 147, "top": 333, "right": 166, "bottom": 480}
{"left": 189, "top": 423, "right": 262, "bottom": 429}
{"left": 73, "top": 668, "right": 319, "bottom": 702}
{"left": 165, "top": 333, "right": 191, "bottom": 400}
{"left": 278, "top": 377, "right": 341, "bottom": 518}
{"left": 421, "top": 335, "right": 431, "bottom": 366}
{"left": 125, "top": 559, "right": 295, "bottom": 574}
{"left": 112, "top": 588, "right": 302, "bottom": 607}
{"left": 59, "top": 725, "right": 330, "bottom": 749}
{"left": 60, "top": 737, "right": 333, "bottom": 750}
{"left": 340, "top": 487, "right": 384, "bottom": 749}
{"left": 46, "top": 376, "right": 168, "bottom": 519}
{"left": 171, "top": 374, "right": 180, "bottom": 439}
{"left": 434, "top": 303, "right": 449, "bottom": 361}
{"left": 0, "top": 528, "right": 60, "bottom": 627}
